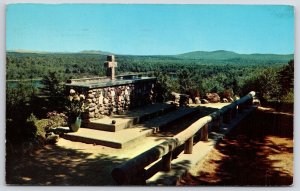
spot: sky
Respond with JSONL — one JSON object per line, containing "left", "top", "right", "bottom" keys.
{"left": 6, "top": 4, "right": 294, "bottom": 55}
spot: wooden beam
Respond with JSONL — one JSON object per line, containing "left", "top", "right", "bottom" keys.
{"left": 223, "top": 109, "right": 232, "bottom": 124}
{"left": 162, "top": 151, "right": 173, "bottom": 171}
{"left": 200, "top": 124, "right": 209, "bottom": 141}
{"left": 232, "top": 106, "right": 237, "bottom": 118}
{"left": 111, "top": 138, "right": 178, "bottom": 185}
{"left": 131, "top": 168, "right": 147, "bottom": 185}
{"left": 212, "top": 116, "right": 221, "bottom": 132}
{"left": 184, "top": 136, "right": 194, "bottom": 154}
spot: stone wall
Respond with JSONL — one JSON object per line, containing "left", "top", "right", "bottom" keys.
{"left": 68, "top": 80, "right": 156, "bottom": 123}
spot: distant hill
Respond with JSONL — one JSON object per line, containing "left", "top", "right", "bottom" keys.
{"left": 7, "top": 49, "right": 293, "bottom": 65}
{"left": 7, "top": 49, "right": 114, "bottom": 55}
{"left": 7, "top": 49, "right": 52, "bottom": 54}
{"left": 176, "top": 50, "right": 239, "bottom": 60}
{"left": 79, "top": 50, "right": 114, "bottom": 55}
{"left": 176, "top": 50, "right": 294, "bottom": 62}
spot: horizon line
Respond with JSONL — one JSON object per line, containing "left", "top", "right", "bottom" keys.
{"left": 6, "top": 49, "right": 295, "bottom": 56}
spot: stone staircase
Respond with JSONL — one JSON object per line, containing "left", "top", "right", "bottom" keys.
{"left": 86, "top": 103, "right": 177, "bottom": 132}
{"left": 61, "top": 103, "right": 199, "bottom": 148}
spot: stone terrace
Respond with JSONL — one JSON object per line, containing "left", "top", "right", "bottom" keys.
{"left": 61, "top": 103, "right": 200, "bottom": 148}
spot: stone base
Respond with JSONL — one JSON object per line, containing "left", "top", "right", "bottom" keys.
{"left": 87, "top": 117, "right": 133, "bottom": 132}
{"left": 84, "top": 103, "right": 177, "bottom": 132}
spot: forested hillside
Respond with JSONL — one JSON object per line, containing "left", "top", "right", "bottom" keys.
{"left": 6, "top": 50, "right": 294, "bottom": 101}
{"left": 176, "top": 50, "right": 293, "bottom": 62}
{"left": 6, "top": 50, "right": 293, "bottom": 80}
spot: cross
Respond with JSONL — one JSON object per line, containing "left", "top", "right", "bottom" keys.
{"left": 104, "top": 55, "right": 118, "bottom": 80}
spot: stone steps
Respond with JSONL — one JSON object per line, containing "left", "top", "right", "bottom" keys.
{"left": 61, "top": 127, "right": 155, "bottom": 148}
{"left": 62, "top": 106, "right": 199, "bottom": 148}
{"left": 85, "top": 103, "right": 177, "bottom": 132}
{"left": 137, "top": 107, "right": 199, "bottom": 131}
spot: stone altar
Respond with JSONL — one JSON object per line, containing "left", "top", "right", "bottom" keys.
{"left": 65, "top": 55, "right": 157, "bottom": 123}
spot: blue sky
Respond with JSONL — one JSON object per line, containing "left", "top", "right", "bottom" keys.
{"left": 6, "top": 4, "right": 294, "bottom": 55}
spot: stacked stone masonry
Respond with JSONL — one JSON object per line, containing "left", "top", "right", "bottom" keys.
{"left": 73, "top": 81, "right": 155, "bottom": 123}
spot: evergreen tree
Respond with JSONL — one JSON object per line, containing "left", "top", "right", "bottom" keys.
{"left": 278, "top": 59, "right": 294, "bottom": 95}
{"left": 40, "top": 71, "right": 64, "bottom": 98}
{"left": 177, "top": 69, "right": 195, "bottom": 94}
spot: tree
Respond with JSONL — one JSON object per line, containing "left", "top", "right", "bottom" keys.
{"left": 278, "top": 59, "right": 294, "bottom": 95}
{"left": 258, "top": 68, "right": 281, "bottom": 100}
{"left": 240, "top": 68, "right": 281, "bottom": 101}
{"left": 40, "top": 71, "right": 64, "bottom": 98}
{"left": 277, "top": 59, "right": 294, "bottom": 103}
{"left": 154, "top": 71, "right": 178, "bottom": 102}
{"left": 6, "top": 82, "right": 37, "bottom": 143}
{"left": 39, "top": 71, "right": 65, "bottom": 112}
{"left": 177, "top": 69, "right": 196, "bottom": 94}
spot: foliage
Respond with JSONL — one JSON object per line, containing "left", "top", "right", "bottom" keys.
{"left": 6, "top": 52, "right": 105, "bottom": 80}
{"left": 25, "top": 114, "right": 46, "bottom": 143}
{"left": 40, "top": 71, "right": 64, "bottom": 97}
{"left": 46, "top": 111, "right": 68, "bottom": 127}
{"left": 6, "top": 51, "right": 291, "bottom": 80}
{"left": 6, "top": 81, "right": 35, "bottom": 118}
{"left": 65, "top": 89, "right": 86, "bottom": 122}
{"left": 153, "top": 71, "right": 179, "bottom": 102}
{"left": 39, "top": 71, "right": 65, "bottom": 112}
{"left": 6, "top": 81, "right": 38, "bottom": 144}
{"left": 240, "top": 68, "right": 280, "bottom": 101}
{"left": 177, "top": 69, "right": 196, "bottom": 94}
{"left": 281, "top": 89, "right": 294, "bottom": 103}
{"left": 278, "top": 60, "right": 294, "bottom": 95}
{"left": 258, "top": 68, "right": 281, "bottom": 100}
{"left": 23, "top": 112, "right": 65, "bottom": 145}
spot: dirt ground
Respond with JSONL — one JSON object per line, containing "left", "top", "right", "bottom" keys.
{"left": 178, "top": 106, "right": 293, "bottom": 186}
{"left": 6, "top": 135, "right": 171, "bottom": 185}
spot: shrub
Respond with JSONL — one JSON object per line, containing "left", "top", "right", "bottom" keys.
{"left": 46, "top": 111, "right": 67, "bottom": 129}
{"left": 281, "top": 89, "right": 294, "bottom": 103}
{"left": 25, "top": 114, "right": 46, "bottom": 145}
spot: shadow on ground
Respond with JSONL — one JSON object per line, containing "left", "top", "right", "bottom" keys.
{"left": 178, "top": 107, "right": 293, "bottom": 186}
{"left": 6, "top": 144, "right": 127, "bottom": 185}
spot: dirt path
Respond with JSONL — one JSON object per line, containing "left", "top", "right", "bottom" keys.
{"left": 178, "top": 107, "right": 293, "bottom": 186}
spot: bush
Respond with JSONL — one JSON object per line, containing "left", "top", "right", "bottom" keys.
{"left": 281, "top": 89, "right": 294, "bottom": 103}
{"left": 25, "top": 114, "right": 46, "bottom": 145}
{"left": 46, "top": 111, "right": 67, "bottom": 129}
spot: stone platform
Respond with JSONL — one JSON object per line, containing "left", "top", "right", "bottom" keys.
{"left": 62, "top": 104, "right": 199, "bottom": 148}
{"left": 62, "top": 127, "right": 155, "bottom": 148}
{"left": 86, "top": 103, "right": 177, "bottom": 132}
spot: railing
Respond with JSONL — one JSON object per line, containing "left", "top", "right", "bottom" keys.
{"left": 111, "top": 91, "right": 256, "bottom": 185}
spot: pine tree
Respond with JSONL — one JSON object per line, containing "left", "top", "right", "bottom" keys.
{"left": 40, "top": 71, "right": 64, "bottom": 98}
